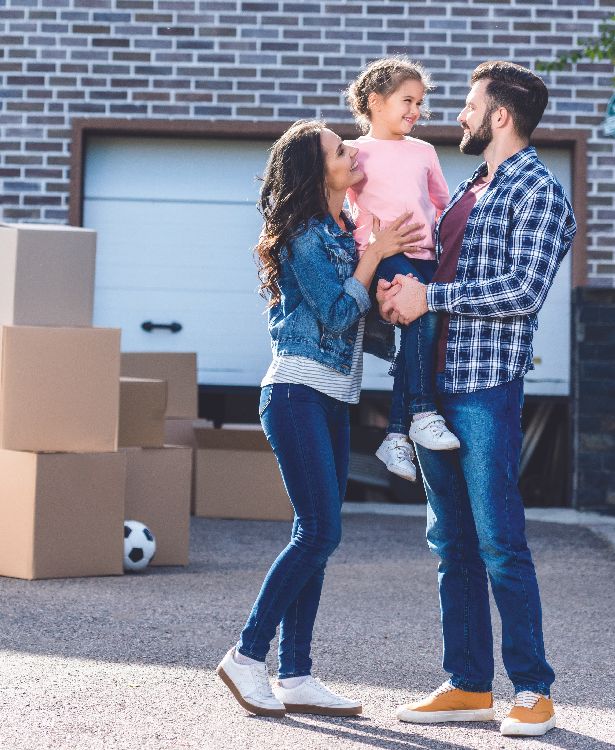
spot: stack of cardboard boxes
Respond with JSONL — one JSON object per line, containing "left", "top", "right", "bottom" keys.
{"left": 0, "top": 224, "right": 195, "bottom": 580}
{"left": 0, "top": 224, "right": 125, "bottom": 580}
{"left": 119, "top": 354, "right": 194, "bottom": 567}
{"left": 0, "top": 223, "right": 291, "bottom": 582}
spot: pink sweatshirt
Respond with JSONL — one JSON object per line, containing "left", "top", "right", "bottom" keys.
{"left": 346, "top": 135, "right": 450, "bottom": 260}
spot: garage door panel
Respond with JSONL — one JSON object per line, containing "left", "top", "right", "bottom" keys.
{"left": 85, "top": 201, "right": 263, "bottom": 289}
{"left": 95, "top": 286, "right": 271, "bottom": 385}
{"left": 85, "top": 136, "right": 267, "bottom": 203}
{"left": 85, "top": 137, "right": 572, "bottom": 393}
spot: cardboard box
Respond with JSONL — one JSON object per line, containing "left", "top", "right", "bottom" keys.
{"left": 194, "top": 424, "right": 293, "bottom": 521}
{"left": 0, "top": 326, "right": 120, "bottom": 453}
{"left": 0, "top": 449, "right": 126, "bottom": 580}
{"left": 164, "top": 418, "right": 213, "bottom": 514}
{"left": 123, "top": 446, "right": 192, "bottom": 566}
{"left": 0, "top": 223, "right": 96, "bottom": 327}
{"left": 119, "top": 377, "right": 167, "bottom": 448}
{"left": 121, "top": 353, "right": 198, "bottom": 418}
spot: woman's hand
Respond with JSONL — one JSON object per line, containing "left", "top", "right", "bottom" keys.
{"left": 367, "top": 212, "right": 426, "bottom": 261}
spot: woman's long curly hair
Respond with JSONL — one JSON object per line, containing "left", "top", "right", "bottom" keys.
{"left": 255, "top": 119, "right": 329, "bottom": 307}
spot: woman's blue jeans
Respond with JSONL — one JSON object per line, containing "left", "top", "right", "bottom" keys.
{"left": 236, "top": 383, "right": 349, "bottom": 678}
{"left": 376, "top": 256, "right": 439, "bottom": 434}
{"left": 415, "top": 376, "right": 555, "bottom": 694}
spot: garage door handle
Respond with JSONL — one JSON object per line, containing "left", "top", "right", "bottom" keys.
{"left": 141, "top": 320, "right": 183, "bottom": 333}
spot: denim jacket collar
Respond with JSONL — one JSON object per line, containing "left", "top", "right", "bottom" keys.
{"left": 323, "top": 211, "right": 355, "bottom": 237}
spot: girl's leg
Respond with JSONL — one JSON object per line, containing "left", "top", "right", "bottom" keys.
{"left": 277, "top": 397, "right": 349, "bottom": 678}
{"left": 404, "top": 260, "right": 460, "bottom": 450}
{"left": 400, "top": 259, "right": 439, "bottom": 417}
{"left": 388, "top": 333, "right": 410, "bottom": 435}
{"left": 372, "top": 255, "right": 421, "bottom": 479}
{"left": 237, "top": 383, "right": 345, "bottom": 670}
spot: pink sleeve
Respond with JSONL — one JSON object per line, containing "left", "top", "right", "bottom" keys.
{"left": 428, "top": 148, "right": 450, "bottom": 215}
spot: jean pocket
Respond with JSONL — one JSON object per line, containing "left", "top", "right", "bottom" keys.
{"left": 258, "top": 384, "right": 273, "bottom": 418}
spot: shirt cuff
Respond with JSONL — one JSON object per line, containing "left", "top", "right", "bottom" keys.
{"left": 344, "top": 276, "right": 371, "bottom": 315}
{"left": 427, "top": 282, "right": 453, "bottom": 313}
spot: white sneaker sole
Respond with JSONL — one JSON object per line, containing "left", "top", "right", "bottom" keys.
{"left": 396, "top": 707, "right": 495, "bottom": 724}
{"left": 375, "top": 447, "right": 417, "bottom": 482}
{"left": 216, "top": 665, "right": 286, "bottom": 717}
{"left": 282, "top": 701, "right": 362, "bottom": 717}
{"left": 408, "top": 430, "right": 460, "bottom": 451}
{"left": 500, "top": 715, "right": 556, "bottom": 736}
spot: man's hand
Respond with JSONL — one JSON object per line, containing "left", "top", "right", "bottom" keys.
{"left": 381, "top": 274, "right": 429, "bottom": 325}
{"left": 376, "top": 278, "right": 401, "bottom": 323}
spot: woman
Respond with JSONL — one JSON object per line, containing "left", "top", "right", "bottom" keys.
{"left": 216, "top": 120, "right": 424, "bottom": 717}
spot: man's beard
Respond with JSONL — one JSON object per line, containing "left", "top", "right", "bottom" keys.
{"left": 459, "top": 113, "right": 493, "bottom": 156}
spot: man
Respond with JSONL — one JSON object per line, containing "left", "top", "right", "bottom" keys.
{"left": 379, "top": 61, "right": 576, "bottom": 737}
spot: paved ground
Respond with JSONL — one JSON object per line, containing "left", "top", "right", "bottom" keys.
{"left": 0, "top": 510, "right": 614, "bottom": 750}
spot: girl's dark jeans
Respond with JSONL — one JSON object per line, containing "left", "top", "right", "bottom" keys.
{"left": 376, "top": 255, "right": 438, "bottom": 434}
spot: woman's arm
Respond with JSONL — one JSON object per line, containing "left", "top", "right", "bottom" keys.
{"left": 286, "top": 215, "right": 424, "bottom": 335}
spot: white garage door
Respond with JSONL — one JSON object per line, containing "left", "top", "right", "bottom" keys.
{"left": 84, "top": 136, "right": 572, "bottom": 395}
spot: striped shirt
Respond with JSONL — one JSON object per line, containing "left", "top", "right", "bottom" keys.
{"left": 427, "top": 146, "right": 576, "bottom": 394}
{"left": 262, "top": 318, "right": 365, "bottom": 404}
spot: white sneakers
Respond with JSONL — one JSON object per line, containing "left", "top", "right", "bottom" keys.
{"left": 216, "top": 648, "right": 286, "bottom": 717}
{"left": 408, "top": 414, "right": 460, "bottom": 450}
{"left": 376, "top": 417, "right": 460, "bottom": 480}
{"left": 217, "top": 649, "right": 362, "bottom": 718}
{"left": 273, "top": 676, "right": 362, "bottom": 716}
{"left": 376, "top": 434, "right": 417, "bottom": 481}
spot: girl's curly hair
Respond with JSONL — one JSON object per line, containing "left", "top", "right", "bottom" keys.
{"left": 255, "top": 119, "right": 329, "bottom": 307}
{"left": 346, "top": 56, "right": 433, "bottom": 133}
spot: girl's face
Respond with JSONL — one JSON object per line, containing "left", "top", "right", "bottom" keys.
{"left": 368, "top": 78, "right": 425, "bottom": 138}
{"left": 320, "top": 128, "right": 363, "bottom": 194}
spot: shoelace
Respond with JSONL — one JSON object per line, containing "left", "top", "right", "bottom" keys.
{"left": 392, "top": 443, "right": 415, "bottom": 462}
{"left": 419, "top": 417, "right": 447, "bottom": 437}
{"left": 432, "top": 681, "right": 456, "bottom": 697}
{"left": 251, "top": 664, "right": 275, "bottom": 696}
{"left": 513, "top": 691, "right": 541, "bottom": 709}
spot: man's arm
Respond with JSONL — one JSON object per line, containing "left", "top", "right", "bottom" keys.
{"left": 427, "top": 182, "right": 576, "bottom": 319}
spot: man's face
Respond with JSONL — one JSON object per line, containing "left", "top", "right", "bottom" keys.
{"left": 457, "top": 80, "right": 495, "bottom": 156}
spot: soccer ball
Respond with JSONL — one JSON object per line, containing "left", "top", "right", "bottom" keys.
{"left": 123, "top": 520, "right": 156, "bottom": 572}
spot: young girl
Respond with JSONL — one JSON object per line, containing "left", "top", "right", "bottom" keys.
{"left": 345, "top": 57, "right": 460, "bottom": 482}
{"left": 216, "top": 120, "right": 422, "bottom": 717}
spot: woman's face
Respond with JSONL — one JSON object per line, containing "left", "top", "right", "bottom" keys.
{"left": 320, "top": 128, "right": 363, "bottom": 195}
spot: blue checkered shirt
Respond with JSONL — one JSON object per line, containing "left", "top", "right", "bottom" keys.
{"left": 427, "top": 146, "right": 576, "bottom": 394}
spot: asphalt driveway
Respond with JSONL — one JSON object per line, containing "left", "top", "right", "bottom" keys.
{"left": 1, "top": 511, "right": 613, "bottom": 749}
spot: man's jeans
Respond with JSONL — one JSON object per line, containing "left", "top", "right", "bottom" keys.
{"left": 376, "top": 256, "right": 438, "bottom": 433}
{"left": 415, "top": 376, "right": 555, "bottom": 694}
{"left": 237, "top": 383, "right": 349, "bottom": 678}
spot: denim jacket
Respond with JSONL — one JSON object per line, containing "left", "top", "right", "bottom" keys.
{"left": 267, "top": 213, "right": 372, "bottom": 375}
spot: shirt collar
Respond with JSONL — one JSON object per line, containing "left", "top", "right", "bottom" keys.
{"left": 469, "top": 145, "right": 537, "bottom": 185}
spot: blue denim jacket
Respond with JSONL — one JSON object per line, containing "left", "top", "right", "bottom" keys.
{"left": 267, "top": 213, "right": 372, "bottom": 375}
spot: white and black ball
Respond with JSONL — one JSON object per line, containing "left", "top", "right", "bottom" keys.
{"left": 123, "top": 520, "right": 156, "bottom": 572}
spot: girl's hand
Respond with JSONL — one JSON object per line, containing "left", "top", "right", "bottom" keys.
{"left": 368, "top": 212, "right": 426, "bottom": 260}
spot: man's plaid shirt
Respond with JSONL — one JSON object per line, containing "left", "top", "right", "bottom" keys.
{"left": 427, "top": 146, "right": 576, "bottom": 394}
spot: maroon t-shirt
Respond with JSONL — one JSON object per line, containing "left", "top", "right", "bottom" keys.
{"left": 433, "top": 178, "right": 490, "bottom": 372}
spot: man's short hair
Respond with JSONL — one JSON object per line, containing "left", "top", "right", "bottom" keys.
{"left": 471, "top": 61, "right": 548, "bottom": 140}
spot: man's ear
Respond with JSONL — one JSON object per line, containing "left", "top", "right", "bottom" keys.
{"left": 493, "top": 105, "right": 511, "bottom": 130}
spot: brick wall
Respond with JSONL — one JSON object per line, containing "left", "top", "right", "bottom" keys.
{"left": 0, "top": 0, "right": 613, "bottom": 285}
{"left": 572, "top": 288, "right": 615, "bottom": 509}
